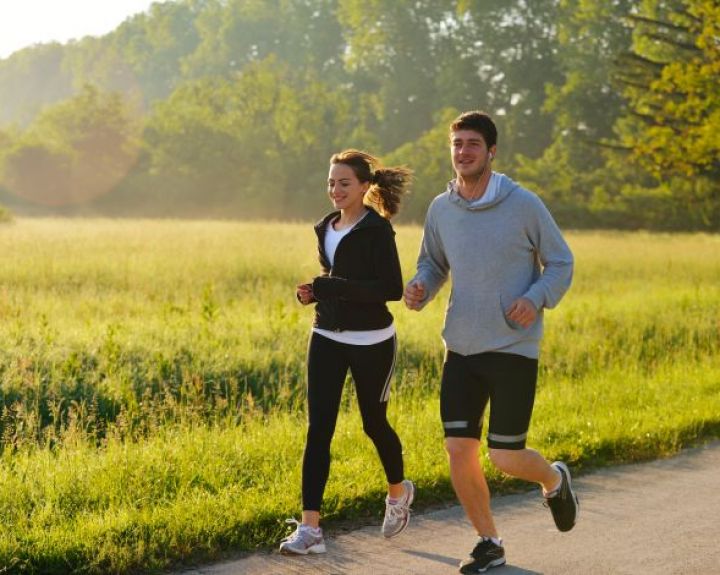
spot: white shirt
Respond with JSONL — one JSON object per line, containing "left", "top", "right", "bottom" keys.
{"left": 467, "top": 172, "right": 499, "bottom": 207}
{"left": 323, "top": 219, "right": 354, "bottom": 266}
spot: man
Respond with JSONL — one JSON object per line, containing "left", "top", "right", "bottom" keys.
{"left": 404, "top": 111, "right": 577, "bottom": 573}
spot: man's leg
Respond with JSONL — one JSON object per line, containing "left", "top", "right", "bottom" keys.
{"left": 440, "top": 351, "right": 495, "bottom": 535}
{"left": 441, "top": 351, "right": 509, "bottom": 573}
{"left": 446, "top": 437, "right": 498, "bottom": 538}
{"left": 488, "top": 447, "right": 560, "bottom": 493}
{"left": 481, "top": 353, "right": 560, "bottom": 492}
{"left": 483, "top": 353, "right": 578, "bottom": 532}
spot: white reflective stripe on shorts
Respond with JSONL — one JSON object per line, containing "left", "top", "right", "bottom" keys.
{"left": 443, "top": 421, "right": 469, "bottom": 429}
{"left": 487, "top": 432, "right": 528, "bottom": 444}
{"left": 379, "top": 335, "right": 397, "bottom": 403}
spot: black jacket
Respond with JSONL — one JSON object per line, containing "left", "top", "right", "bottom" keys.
{"left": 311, "top": 208, "right": 403, "bottom": 331}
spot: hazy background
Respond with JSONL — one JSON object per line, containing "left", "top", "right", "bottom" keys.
{"left": 0, "top": 0, "right": 717, "bottom": 229}
{"left": 0, "top": 0, "right": 156, "bottom": 59}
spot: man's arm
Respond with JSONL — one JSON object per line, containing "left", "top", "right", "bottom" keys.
{"left": 521, "top": 194, "right": 574, "bottom": 311}
{"left": 404, "top": 207, "right": 450, "bottom": 311}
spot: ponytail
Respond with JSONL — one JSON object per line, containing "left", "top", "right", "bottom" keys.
{"left": 366, "top": 166, "right": 412, "bottom": 219}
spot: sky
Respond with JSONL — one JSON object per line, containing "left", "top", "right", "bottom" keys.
{"left": 0, "top": 0, "right": 159, "bottom": 59}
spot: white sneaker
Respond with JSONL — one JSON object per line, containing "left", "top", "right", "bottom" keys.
{"left": 381, "top": 479, "right": 415, "bottom": 538}
{"left": 279, "top": 519, "right": 327, "bottom": 555}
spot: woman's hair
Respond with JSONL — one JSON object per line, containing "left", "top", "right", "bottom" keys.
{"left": 330, "top": 149, "right": 412, "bottom": 219}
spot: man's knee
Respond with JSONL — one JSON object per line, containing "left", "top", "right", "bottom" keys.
{"left": 445, "top": 437, "right": 480, "bottom": 465}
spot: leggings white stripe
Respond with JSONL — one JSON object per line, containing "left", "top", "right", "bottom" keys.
{"left": 379, "top": 335, "right": 397, "bottom": 403}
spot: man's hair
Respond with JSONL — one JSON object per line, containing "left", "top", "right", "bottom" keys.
{"left": 449, "top": 111, "right": 497, "bottom": 148}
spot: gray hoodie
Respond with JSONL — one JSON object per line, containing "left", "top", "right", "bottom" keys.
{"left": 410, "top": 173, "right": 573, "bottom": 359}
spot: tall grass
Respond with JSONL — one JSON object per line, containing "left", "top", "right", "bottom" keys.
{"left": 0, "top": 220, "right": 718, "bottom": 573}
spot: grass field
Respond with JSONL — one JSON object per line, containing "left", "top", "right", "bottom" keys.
{"left": 0, "top": 218, "right": 719, "bottom": 573}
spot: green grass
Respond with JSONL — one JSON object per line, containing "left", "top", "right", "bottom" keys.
{"left": 0, "top": 219, "right": 718, "bottom": 573}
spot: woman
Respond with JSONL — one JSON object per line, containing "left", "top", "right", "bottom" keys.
{"left": 280, "top": 150, "right": 414, "bottom": 555}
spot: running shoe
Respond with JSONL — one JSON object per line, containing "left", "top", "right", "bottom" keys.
{"left": 545, "top": 461, "right": 579, "bottom": 532}
{"left": 279, "top": 518, "right": 326, "bottom": 555}
{"left": 381, "top": 479, "right": 415, "bottom": 538}
{"left": 459, "top": 537, "right": 506, "bottom": 573}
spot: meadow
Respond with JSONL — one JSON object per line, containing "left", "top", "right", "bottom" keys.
{"left": 0, "top": 218, "right": 718, "bottom": 574}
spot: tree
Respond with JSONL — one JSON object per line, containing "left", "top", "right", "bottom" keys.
{"left": 617, "top": 0, "right": 719, "bottom": 178}
{"left": 458, "top": 0, "right": 565, "bottom": 161}
{"left": 514, "top": 0, "right": 639, "bottom": 225}
{"left": 1, "top": 86, "right": 143, "bottom": 207}
{"left": 142, "top": 57, "right": 357, "bottom": 218}
{"left": 183, "top": 0, "right": 345, "bottom": 81}
{"left": 608, "top": 0, "right": 720, "bottom": 228}
{"left": 0, "top": 43, "right": 74, "bottom": 127}
{"left": 338, "top": 0, "right": 564, "bottom": 160}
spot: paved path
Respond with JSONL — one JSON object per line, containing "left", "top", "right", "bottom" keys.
{"left": 178, "top": 440, "right": 720, "bottom": 574}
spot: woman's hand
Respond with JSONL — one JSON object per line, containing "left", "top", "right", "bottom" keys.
{"left": 296, "top": 283, "right": 315, "bottom": 305}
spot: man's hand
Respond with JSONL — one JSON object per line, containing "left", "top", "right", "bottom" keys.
{"left": 403, "top": 280, "right": 426, "bottom": 310}
{"left": 505, "top": 297, "right": 537, "bottom": 329}
{"left": 296, "top": 283, "right": 314, "bottom": 305}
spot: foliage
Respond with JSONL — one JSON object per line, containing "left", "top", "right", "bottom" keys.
{"left": 618, "top": 0, "right": 719, "bottom": 178}
{"left": 1, "top": 86, "right": 143, "bottom": 208}
{"left": 517, "top": 0, "right": 720, "bottom": 230}
{"left": 514, "top": 0, "right": 637, "bottom": 226}
{"left": 608, "top": 0, "right": 720, "bottom": 228}
{"left": 0, "top": 44, "right": 74, "bottom": 127}
{"left": 137, "top": 56, "right": 357, "bottom": 218}
{"left": 0, "top": 0, "right": 717, "bottom": 228}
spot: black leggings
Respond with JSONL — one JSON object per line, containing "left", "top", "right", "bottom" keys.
{"left": 302, "top": 331, "right": 404, "bottom": 511}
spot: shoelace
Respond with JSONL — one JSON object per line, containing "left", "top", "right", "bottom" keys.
{"left": 385, "top": 497, "right": 410, "bottom": 520}
{"left": 281, "top": 518, "right": 303, "bottom": 543}
{"left": 386, "top": 505, "right": 405, "bottom": 519}
{"left": 282, "top": 518, "right": 322, "bottom": 544}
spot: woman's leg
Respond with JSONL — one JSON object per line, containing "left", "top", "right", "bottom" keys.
{"left": 348, "top": 335, "right": 404, "bottom": 487}
{"left": 349, "top": 335, "right": 415, "bottom": 538}
{"left": 301, "top": 332, "right": 348, "bottom": 524}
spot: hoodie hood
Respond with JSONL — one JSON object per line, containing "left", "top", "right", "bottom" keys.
{"left": 447, "top": 172, "right": 519, "bottom": 211}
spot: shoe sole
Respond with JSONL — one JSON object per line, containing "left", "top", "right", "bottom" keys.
{"left": 382, "top": 479, "right": 415, "bottom": 539}
{"left": 551, "top": 461, "right": 579, "bottom": 531}
{"left": 279, "top": 543, "right": 327, "bottom": 555}
{"left": 459, "top": 557, "right": 506, "bottom": 573}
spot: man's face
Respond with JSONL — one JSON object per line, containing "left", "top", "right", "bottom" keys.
{"left": 451, "top": 130, "right": 495, "bottom": 179}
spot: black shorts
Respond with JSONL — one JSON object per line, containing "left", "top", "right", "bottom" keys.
{"left": 440, "top": 350, "right": 538, "bottom": 450}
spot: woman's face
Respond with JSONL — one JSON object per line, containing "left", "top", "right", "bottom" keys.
{"left": 327, "top": 163, "right": 368, "bottom": 211}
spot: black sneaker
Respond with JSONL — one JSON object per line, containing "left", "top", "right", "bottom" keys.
{"left": 459, "top": 537, "right": 506, "bottom": 573}
{"left": 545, "top": 461, "right": 579, "bottom": 532}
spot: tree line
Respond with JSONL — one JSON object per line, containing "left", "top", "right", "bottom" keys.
{"left": 0, "top": 0, "right": 717, "bottom": 229}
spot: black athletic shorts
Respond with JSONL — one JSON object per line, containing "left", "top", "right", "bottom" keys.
{"left": 440, "top": 350, "right": 538, "bottom": 450}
